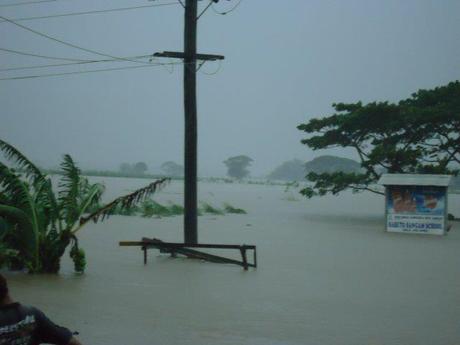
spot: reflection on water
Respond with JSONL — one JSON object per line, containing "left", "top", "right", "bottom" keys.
{"left": 4, "top": 178, "right": 460, "bottom": 345}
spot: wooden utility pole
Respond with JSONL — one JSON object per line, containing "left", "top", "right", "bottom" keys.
{"left": 183, "top": 0, "right": 198, "bottom": 244}
{"left": 154, "top": 0, "right": 224, "bottom": 245}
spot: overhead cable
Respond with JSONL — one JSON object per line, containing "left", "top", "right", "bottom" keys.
{"left": 197, "top": 0, "right": 214, "bottom": 20}
{"left": 0, "top": 0, "right": 57, "bottom": 8}
{"left": 0, "top": 2, "right": 180, "bottom": 23}
{"left": 0, "top": 62, "right": 184, "bottom": 81}
{"left": 0, "top": 15, "right": 153, "bottom": 65}
{"left": 199, "top": 59, "right": 222, "bottom": 75}
{"left": 0, "top": 47, "right": 90, "bottom": 62}
{"left": 0, "top": 55, "right": 154, "bottom": 72}
{"left": 211, "top": 0, "right": 243, "bottom": 15}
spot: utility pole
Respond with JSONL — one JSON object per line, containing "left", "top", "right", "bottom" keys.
{"left": 183, "top": 0, "right": 198, "bottom": 244}
{"left": 154, "top": 0, "right": 224, "bottom": 244}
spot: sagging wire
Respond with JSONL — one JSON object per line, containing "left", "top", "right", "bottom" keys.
{"left": 149, "top": 55, "right": 175, "bottom": 74}
{"left": 197, "top": 0, "right": 214, "bottom": 20}
{"left": 0, "top": 62, "right": 185, "bottom": 81}
{"left": 199, "top": 59, "right": 222, "bottom": 75}
{"left": 211, "top": 0, "right": 243, "bottom": 15}
{"left": 0, "top": 55, "right": 154, "bottom": 72}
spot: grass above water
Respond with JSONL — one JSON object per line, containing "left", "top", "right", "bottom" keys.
{"left": 223, "top": 203, "right": 247, "bottom": 214}
{"left": 200, "top": 202, "right": 225, "bottom": 215}
{"left": 106, "top": 199, "right": 247, "bottom": 218}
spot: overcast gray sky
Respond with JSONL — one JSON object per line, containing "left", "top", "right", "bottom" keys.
{"left": 0, "top": 0, "right": 459, "bottom": 177}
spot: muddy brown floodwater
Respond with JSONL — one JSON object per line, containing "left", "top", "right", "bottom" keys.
{"left": 4, "top": 178, "right": 460, "bottom": 345}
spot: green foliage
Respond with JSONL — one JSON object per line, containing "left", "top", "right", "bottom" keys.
{"left": 133, "top": 162, "right": 148, "bottom": 175}
{"left": 200, "top": 202, "right": 225, "bottom": 215}
{"left": 107, "top": 204, "right": 140, "bottom": 216}
{"left": 268, "top": 159, "right": 306, "bottom": 181}
{"left": 304, "top": 156, "right": 361, "bottom": 174}
{"left": 141, "top": 200, "right": 172, "bottom": 218}
{"left": 160, "top": 161, "right": 184, "bottom": 177}
{"left": 223, "top": 155, "right": 253, "bottom": 179}
{"left": 168, "top": 203, "right": 185, "bottom": 216}
{"left": 448, "top": 213, "right": 458, "bottom": 221}
{"left": 0, "top": 139, "right": 169, "bottom": 273}
{"left": 118, "top": 162, "right": 148, "bottom": 177}
{"left": 223, "top": 203, "right": 247, "bottom": 214}
{"left": 0, "top": 219, "right": 18, "bottom": 269}
{"left": 140, "top": 200, "right": 184, "bottom": 218}
{"left": 284, "top": 181, "right": 300, "bottom": 192}
{"left": 297, "top": 81, "right": 460, "bottom": 198}
{"left": 69, "top": 243, "right": 86, "bottom": 274}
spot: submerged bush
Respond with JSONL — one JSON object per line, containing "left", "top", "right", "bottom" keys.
{"left": 223, "top": 203, "right": 247, "bottom": 214}
{"left": 141, "top": 200, "right": 184, "bottom": 218}
{"left": 168, "top": 203, "right": 184, "bottom": 216}
{"left": 200, "top": 202, "right": 225, "bottom": 215}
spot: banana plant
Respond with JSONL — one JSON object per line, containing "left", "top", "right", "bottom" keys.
{"left": 0, "top": 139, "right": 168, "bottom": 273}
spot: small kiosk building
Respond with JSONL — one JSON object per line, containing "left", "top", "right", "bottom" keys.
{"left": 378, "top": 174, "right": 452, "bottom": 235}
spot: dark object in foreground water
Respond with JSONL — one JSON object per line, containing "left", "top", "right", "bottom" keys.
{"left": 119, "top": 238, "right": 257, "bottom": 270}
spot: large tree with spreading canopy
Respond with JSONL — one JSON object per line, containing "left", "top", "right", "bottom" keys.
{"left": 297, "top": 81, "right": 460, "bottom": 198}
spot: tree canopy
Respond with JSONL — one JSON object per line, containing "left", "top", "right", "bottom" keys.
{"left": 118, "top": 161, "right": 148, "bottom": 176}
{"left": 223, "top": 155, "right": 253, "bottom": 179}
{"left": 161, "top": 161, "right": 184, "bottom": 177}
{"left": 268, "top": 159, "right": 306, "bottom": 181}
{"left": 297, "top": 81, "right": 460, "bottom": 198}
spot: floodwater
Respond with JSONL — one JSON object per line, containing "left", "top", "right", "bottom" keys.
{"left": 4, "top": 178, "right": 460, "bottom": 345}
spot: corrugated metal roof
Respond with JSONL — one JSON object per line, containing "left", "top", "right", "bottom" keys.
{"left": 378, "top": 174, "right": 452, "bottom": 186}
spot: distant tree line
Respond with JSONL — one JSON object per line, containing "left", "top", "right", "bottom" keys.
{"left": 119, "top": 162, "right": 148, "bottom": 176}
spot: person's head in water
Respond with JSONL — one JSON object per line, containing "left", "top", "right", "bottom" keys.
{"left": 0, "top": 274, "right": 8, "bottom": 303}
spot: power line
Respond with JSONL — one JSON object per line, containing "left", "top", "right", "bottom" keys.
{"left": 211, "top": 0, "right": 243, "bottom": 15}
{"left": 0, "top": 15, "right": 153, "bottom": 65}
{"left": 0, "top": 2, "right": 180, "bottom": 23}
{"left": 197, "top": 0, "right": 214, "bottom": 20}
{"left": 0, "top": 62, "right": 184, "bottom": 81}
{"left": 0, "top": 47, "right": 90, "bottom": 62}
{"left": 0, "top": 0, "right": 57, "bottom": 8}
{"left": 0, "top": 54, "right": 153, "bottom": 72}
{"left": 199, "top": 59, "right": 222, "bottom": 75}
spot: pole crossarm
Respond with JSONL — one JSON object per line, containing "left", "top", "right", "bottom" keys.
{"left": 153, "top": 51, "right": 224, "bottom": 61}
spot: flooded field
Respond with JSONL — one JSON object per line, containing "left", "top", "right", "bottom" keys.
{"left": 4, "top": 178, "right": 460, "bottom": 345}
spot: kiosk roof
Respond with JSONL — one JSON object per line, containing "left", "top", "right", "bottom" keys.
{"left": 378, "top": 174, "right": 452, "bottom": 187}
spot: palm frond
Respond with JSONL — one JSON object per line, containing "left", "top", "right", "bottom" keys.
{"left": 0, "top": 204, "right": 36, "bottom": 257}
{"left": 0, "top": 163, "right": 34, "bottom": 212}
{"left": 58, "top": 154, "right": 81, "bottom": 225}
{"left": 77, "top": 178, "right": 170, "bottom": 230}
{"left": 70, "top": 183, "right": 104, "bottom": 231}
{"left": 33, "top": 177, "right": 63, "bottom": 234}
{"left": 0, "top": 166, "right": 40, "bottom": 268}
{"left": 0, "top": 139, "right": 45, "bottom": 186}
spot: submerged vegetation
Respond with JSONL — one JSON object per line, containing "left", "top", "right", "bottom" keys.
{"left": 107, "top": 198, "right": 246, "bottom": 218}
{"left": 140, "top": 200, "right": 184, "bottom": 218}
{"left": 223, "top": 203, "right": 247, "bottom": 214}
{"left": 200, "top": 202, "right": 225, "bottom": 215}
{"left": 0, "top": 139, "right": 169, "bottom": 274}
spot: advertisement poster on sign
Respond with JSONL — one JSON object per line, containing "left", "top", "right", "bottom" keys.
{"left": 387, "top": 186, "right": 445, "bottom": 234}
